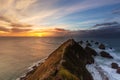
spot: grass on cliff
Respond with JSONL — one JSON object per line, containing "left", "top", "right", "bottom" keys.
{"left": 58, "top": 67, "right": 79, "bottom": 80}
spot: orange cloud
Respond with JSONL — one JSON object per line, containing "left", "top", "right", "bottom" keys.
{"left": 0, "top": 16, "right": 12, "bottom": 22}
{"left": 10, "top": 22, "right": 32, "bottom": 28}
{"left": 11, "top": 28, "right": 31, "bottom": 33}
{"left": 0, "top": 26, "right": 10, "bottom": 32}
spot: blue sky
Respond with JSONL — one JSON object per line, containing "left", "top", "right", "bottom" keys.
{"left": 25, "top": 0, "right": 120, "bottom": 30}
{"left": 50, "top": 1, "right": 120, "bottom": 30}
{"left": 61, "top": 3, "right": 120, "bottom": 29}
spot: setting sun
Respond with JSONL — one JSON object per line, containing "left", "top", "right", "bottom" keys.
{"left": 30, "top": 31, "right": 52, "bottom": 37}
{"left": 31, "top": 33, "right": 41, "bottom": 37}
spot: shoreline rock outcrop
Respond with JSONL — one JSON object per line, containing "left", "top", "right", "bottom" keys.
{"left": 99, "top": 44, "right": 105, "bottom": 49}
{"left": 86, "top": 43, "right": 92, "bottom": 46}
{"left": 100, "top": 51, "right": 113, "bottom": 59}
{"left": 117, "top": 68, "right": 120, "bottom": 74}
{"left": 79, "top": 40, "right": 84, "bottom": 45}
{"left": 95, "top": 42, "right": 99, "bottom": 45}
{"left": 111, "top": 63, "right": 119, "bottom": 69}
{"left": 85, "top": 46, "right": 97, "bottom": 56}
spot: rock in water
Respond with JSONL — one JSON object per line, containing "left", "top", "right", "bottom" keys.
{"left": 79, "top": 40, "right": 83, "bottom": 45}
{"left": 110, "top": 47, "right": 112, "bottom": 49}
{"left": 85, "top": 46, "right": 97, "bottom": 56}
{"left": 99, "top": 44, "right": 105, "bottom": 49}
{"left": 84, "top": 46, "right": 97, "bottom": 64}
{"left": 95, "top": 42, "right": 99, "bottom": 45}
{"left": 25, "top": 39, "right": 93, "bottom": 80}
{"left": 91, "top": 40, "right": 94, "bottom": 42}
{"left": 117, "top": 68, "right": 120, "bottom": 74}
{"left": 86, "top": 40, "right": 89, "bottom": 43}
{"left": 86, "top": 43, "right": 92, "bottom": 46}
{"left": 100, "top": 51, "right": 113, "bottom": 59}
{"left": 111, "top": 63, "right": 119, "bottom": 69}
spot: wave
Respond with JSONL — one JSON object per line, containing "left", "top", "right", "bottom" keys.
{"left": 85, "top": 41, "right": 120, "bottom": 80}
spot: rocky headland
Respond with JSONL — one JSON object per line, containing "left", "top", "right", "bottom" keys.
{"left": 17, "top": 39, "right": 120, "bottom": 80}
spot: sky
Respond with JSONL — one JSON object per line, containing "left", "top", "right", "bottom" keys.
{"left": 0, "top": 0, "right": 120, "bottom": 37}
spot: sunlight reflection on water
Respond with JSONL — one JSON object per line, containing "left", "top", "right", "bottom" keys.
{"left": 0, "top": 37, "right": 67, "bottom": 80}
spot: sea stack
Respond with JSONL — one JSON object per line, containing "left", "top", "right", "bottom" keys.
{"left": 99, "top": 44, "right": 105, "bottom": 49}
{"left": 100, "top": 51, "right": 113, "bottom": 59}
{"left": 111, "top": 63, "right": 119, "bottom": 69}
{"left": 117, "top": 68, "right": 120, "bottom": 74}
{"left": 24, "top": 39, "right": 94, "bottom": 80}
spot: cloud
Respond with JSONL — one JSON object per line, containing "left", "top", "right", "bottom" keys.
{"left": 77, "top": 19, "right": 104, "bottom": 28}
{"left": 0, "top": 0, "right": 14, "bottom": 10}
{"left": 34, "top": 28, "right": 69, "bottom": 33}
{"left": 19, "top": 0, "right": 120, "bottom": 26}
{"left": 93, "top": 22, "right": 119, "bottom": 28}
{"left": 0, "top": 26, "right": 10, "bottom": 32}
{"left": 31, "top": 28, "right": 70, "bottom": 37}
{"left": 52, "top": 0, "right": 120, "bottom": 19}
{"left": 71, "top": 22, "right": 120, "bottom": 38}
{"left": 0, "top": 0, "right": 37, "bottom": 24}
{"left": 15, "top": 0, "right": 37, "bottom": 10}
{"left": 11, "top": 28, "right": 31, "bottom": 33}
{"left": 0, "top": 15, "right": 33, "bottom": 33}
{"left": 0, "top": 16, "right": 12, "bottom": 23}
{"left": 35, "top": 25, "right": 120, "bottom": 37}
{"left": 0, "top": 0, "right": 37, "bottom": 11}
{"left": 10, "top": 23, "right": 32, "bottom": 28}
{"left": 20, "top": 9, "right": 59, "bottom": 22}
{"left": 54, "top": 28, "right": 69, "bottom": 32}
{"left": 0, "top": 26, "right": 31, "bottom": 33}
{"left": 112, "top": 8, "right": 120, "bottom": 15}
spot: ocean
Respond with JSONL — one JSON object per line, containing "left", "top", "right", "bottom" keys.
{"left": 0, "top": 37, "right": 120, "bottom": 80}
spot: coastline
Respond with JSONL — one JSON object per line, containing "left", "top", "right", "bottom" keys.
{"left": 16, "top": 39, "right": 74, "bottom": 80}
{"left": 16, "top": 57, "right": 48, "bottom": 80}
{"left": 16, "top": 39, "right": 120, "bottom": 80}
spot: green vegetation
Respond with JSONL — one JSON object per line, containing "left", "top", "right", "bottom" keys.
{"left": 58, "top": 67, "right": 79, "bottom": 80}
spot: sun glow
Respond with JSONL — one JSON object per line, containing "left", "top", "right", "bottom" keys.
{"left": 30, "top": 32, "right": 53, "bottom": 37}
{"left": 32, "top": 33, "right": 43, "bottom": 37}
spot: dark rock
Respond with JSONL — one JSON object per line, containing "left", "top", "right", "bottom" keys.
{"left": 95, "top": 42, "right": 99, "bottom": 45}
{"left": 117, "top": 68, "right": 120, "bottom": 74}
{"left": 91, "top": 40, "right": 94, "bottom": 42}
{"left": 62, "top": 40, "right": 93, "bottom": 80}
{"left": 110, "top": 47, "right": 112, "bottom": 49}
{"left": 55, "top": 76, "right": 62, "bottom": 80}
{"left": 86, "top": 43, "right": 92, "bottom": 46}
{"left": 99, "top": 44, "right": 105, "bottom": 49}
{"left": 32, "top": 65, "right": 37, "bottom": 70}
{"left": 86, "top": 58, "right": 94, "bottom": 64}
{"left": 79, "top": 40, "right": 83, "bottom": 44}
{"left": 105, "top": 77, "right": 109, "bottom": 80}
{"left": 100, "top": 51, "right": 113, "bottom": 59}
{"left": 26, "top": 70, "right": 34, "bottom": 75}
{"left": 111, "top": 63, "right": 119, "bottom": 69}
{"left": 85, "top": 46, "right": 97, "bottom": 56}
{"left": 20, "top": 77, "right": 26, "bottom": 80}
{"left": 86, "top": 40, "right": 89, "bottom": 43}
{"left": 84, "top": 46, "right": 95, "bottom": 64}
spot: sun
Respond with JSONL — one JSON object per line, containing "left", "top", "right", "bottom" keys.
{"left": 29, "top": 31, "right": 53, "bottom": 37}
{"left": 32, "top": 33, "right": 43, "bottom": 37}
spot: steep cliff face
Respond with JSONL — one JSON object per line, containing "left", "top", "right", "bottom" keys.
{"left": 25, "top": 39, "right": 94, "bottom": 80}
